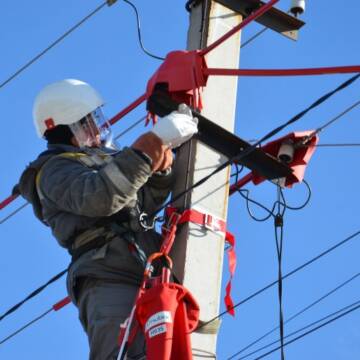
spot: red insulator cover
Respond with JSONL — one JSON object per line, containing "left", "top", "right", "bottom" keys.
{"left": 146, "top": 50, "right": 208, "bottom": 111}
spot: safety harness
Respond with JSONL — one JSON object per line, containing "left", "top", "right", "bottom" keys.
{"left": 117, "top": 206, "right": 236, "bottom": 360}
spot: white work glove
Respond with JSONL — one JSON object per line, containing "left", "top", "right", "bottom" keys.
{"left": 151, "top": 103, "right": 198, "bottom": 149}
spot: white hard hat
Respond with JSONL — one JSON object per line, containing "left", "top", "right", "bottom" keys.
{"left": 33, "top": 79, "right": 104, "bottom": 137}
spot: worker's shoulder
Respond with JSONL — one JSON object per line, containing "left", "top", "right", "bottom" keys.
{"left": 39, "top": 150, "right": 89, "bottom": 173}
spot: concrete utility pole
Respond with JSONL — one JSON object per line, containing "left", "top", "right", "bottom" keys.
{"left": 171, "top": 1, "right": 242, "bottom": 357}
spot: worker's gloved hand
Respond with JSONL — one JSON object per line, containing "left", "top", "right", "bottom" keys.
{"left": 151, "top": 103, "right": 198, "bottom": 149}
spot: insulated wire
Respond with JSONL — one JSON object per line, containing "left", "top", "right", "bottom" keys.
{"left": 123, "top": 0, "right": 165, "bottom": 61}
{"left": 312, "top": 143, "right": 360, "bottom": 147}
{"left": 0, "top": 269, "right": 67, "bottom": 323}
{"left": 247, "top": 97, "right": 360, "bottom": 148}
{"left": 0, "top": 1, "right": 108, "bottom": 90}
{"left": 114, "top": 115, "right": 146, "bottom": 140}
{"left": 1, "top": 1, "right": 357, "bottom": 348}
{"left": 234, "top": 178, "right": 311, "bottom": 221}
{"left": 3, "top": 70, "right": 359, "bottom": 320}
{"left": 274, "top": 188, "right": 286, "bottom": 360}
{"left": 149, "top": 73, "right": 360, "bottom": 220}
{"left": 0, "top": 308, "right": 53, "bottom": 346}
{"left": 315, "top": 99, "right": 360, "bottom": 134}
{"left": 2, "top": 72, "right": 360, "bottom": 324}
{"left": 0, "top": 203, "right": 29, "bottom": 225}
{"left": 228, "top": 270, "right": 360, "bottom": 359}
{"left": 251, "top": 300, "right": 360, "bottom": 360}
{"left": 2, "top": 229, "right": 360, "bottom": 333}
{"left": 3, "top": 268, "right": 360, "bottom": 351}
{"left": 196, "top": 229, "right": 360, "bottom": 331}
{"left": 241, "top": 28, "right": 268, "bottom": 49}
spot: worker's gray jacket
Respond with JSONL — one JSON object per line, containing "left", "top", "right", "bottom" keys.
{"left": 19, "top": 143, "right": 173, "bottom": 299}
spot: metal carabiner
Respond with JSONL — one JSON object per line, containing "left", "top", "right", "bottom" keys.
{"left": 139, "top": 212, "right": 156, "bottom": 231}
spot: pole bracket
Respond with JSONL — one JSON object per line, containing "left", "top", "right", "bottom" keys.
{"left": 147, "top": 91, "right": 292, "bottom": 181}
{"left": 214, "top": 0, "right": 305, "bottom": 41}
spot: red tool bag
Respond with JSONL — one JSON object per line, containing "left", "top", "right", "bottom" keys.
{"left": 135, "top": 268, "right": 199, "bottom": 360}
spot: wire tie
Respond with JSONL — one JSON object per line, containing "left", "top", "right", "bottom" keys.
{"left": 107, "top": 0, "right": 117, "bottom": 6}
{"left": 275, "top": 214, "right": 283, "bottom": 228}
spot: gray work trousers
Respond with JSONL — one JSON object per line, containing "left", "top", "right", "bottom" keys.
{"left": 76, "top": 278, "right": 146, "bottom": 360}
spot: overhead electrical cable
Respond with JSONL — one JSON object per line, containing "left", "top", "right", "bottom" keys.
{"left": 228, "top": 270, "right": 360, "bottom": 359}
{"left": 2, "top": 39, "right": 359, "bottom": 213}
{"left": 149, "top": 73, "right": 360, "bottom": 220}
{"left": 314, "top": 99, "right": 360, "bottom": 134}
{"left": 273, "top": 187, "right": 286, "bottom": 360}
{"left": 3, "top": 228, "right": 357, "bottom": 349}
{"left": 114, "top": 115, "right": 147, "bottom": 140}
{"left": 0, "top": 203, "right": 28, "bottom": 225}
{"left": 0, "top": 308, "right": 53, "bottom": 346}
{"left": 122, "top": 0, "right": 165, "bottom": 60}
{"left": 0, "top": 269, "right": 68, "bottom": 323}
{"left": 236, "top": 179, "right": 312, "bottom": 222}
{"left": 2, "top": 73, "right": 359, "bottom": 319}
{"left": 310, "top": 143, "right": 360, "bottom": 147}
{"left": 0, "top": 297, "right": 70, "bottom": 346}
{"left": 0, "top": 1, "right": 113, "bottom": 90}
{"left": 235, "top": 169, "right": 290, "bottom": 360}
{"left": 2, "top": 228, "right": 360, "bottom": 332}
{"left": 250, "top": 300, "right": 360, "bottom": 360}
{"left": 199, "top": 0, "right": 279, "bottom": 56}
{"left": 197, "top": 229, "right": 360, "bottom": 331}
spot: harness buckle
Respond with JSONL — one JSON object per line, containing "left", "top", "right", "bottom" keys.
{"left": 204, "top": 213, "right": 222, "bottom": 232}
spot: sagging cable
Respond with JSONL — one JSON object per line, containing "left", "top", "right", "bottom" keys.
{"left": 0, "top": 297, "right": 70, "bottom": 346}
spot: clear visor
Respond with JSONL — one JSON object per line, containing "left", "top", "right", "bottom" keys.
{"left": 69, "top": 107, "right": 113, "bottom": 148}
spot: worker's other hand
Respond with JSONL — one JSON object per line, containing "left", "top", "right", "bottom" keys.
{"left": 150, "top": 103, "right": 198, "bottom": 149}
{"left": 132, "top": 132, "right": 172, "bottom": 172}
{"left": 157, "top": 148, "right": 173, "bottom": 172}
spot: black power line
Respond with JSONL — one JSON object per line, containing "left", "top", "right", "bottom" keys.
{"left": 0, "top": 1, "right": 111, "bottom": 90}
{"left": 0, "top": 308, "right": 53, "bottom": 346}
{"left": 228, "top": 270, "right": 360, "bottom": 359}
{"left": 123, "top": 0, "right": 165, "bottom": 61}
{"left": 150, "top": 73, "right": 360, "bottom": 220}
{"left": 0, "top": 269, "right": 67, "bottom": 323}
{"left": 2, "top": 72, "right": 360, "bottom": 328}
{"left": 197, "top": 229, "right": 360, "bottom": 331}
{"left": 252, "top": 300, "right": 360, "bottom": 360}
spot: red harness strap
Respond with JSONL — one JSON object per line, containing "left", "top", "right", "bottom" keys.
{"left": 117, "top": 208, "right": 235, "bottom": 359}
{"left": 165, "top": 207, "right": 237, "bottom": 316}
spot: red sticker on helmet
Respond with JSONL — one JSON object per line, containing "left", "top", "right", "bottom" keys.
{"left": 44, "top": 118, "right": 55, "bottom": 130}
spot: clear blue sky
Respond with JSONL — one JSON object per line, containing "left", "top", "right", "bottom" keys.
{"left": 1, "top": 1, "right": 360, "bottom": 359}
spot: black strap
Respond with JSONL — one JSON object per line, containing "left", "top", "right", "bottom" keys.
{"left": 70, "top": 235, "right": 108, "bottom": 262}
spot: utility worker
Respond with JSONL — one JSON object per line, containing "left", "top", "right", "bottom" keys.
{"left": 18, "top": 79, "right": 198, "bottom": 359}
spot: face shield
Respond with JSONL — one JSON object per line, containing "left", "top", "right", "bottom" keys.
{"left": 69, "top": 107, "right": 113, "bottom": 148}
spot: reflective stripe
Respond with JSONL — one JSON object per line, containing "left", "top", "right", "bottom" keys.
{"left": 35, "top": 168, "right": 46, "bottom": 202}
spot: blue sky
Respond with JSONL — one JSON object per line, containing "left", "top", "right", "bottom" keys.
{"left": 1, "top": 1, "right": 360, "bottom": 359}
